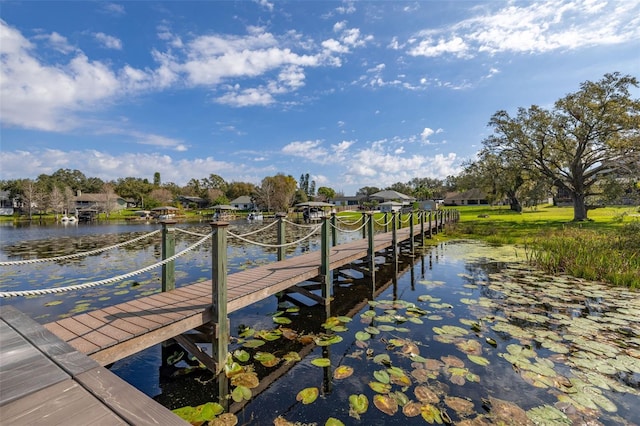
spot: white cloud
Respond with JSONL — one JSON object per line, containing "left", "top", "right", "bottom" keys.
{"left": 254, "top": 0, "right": 274, "bottom": 12}
{"left": 420, "top": 127, "right": 435, "bottom": 141}
{"left": 407, "top": 0, "right": 640, "bottom": 58}
{"left": 94, "top": 32, "right": 122, "bottom": 50}
{"left": 336, "top": 2, "right": 356, "bottom": 15}
{"left": 216, "top": 86, "right": 275, "bottom": 107}
{"left": 0, "top": 149, "right": 243, "bottom": 185}
{"left": 35, "top": 32, "right": 75, "bottom": 54}
{"left": 281, "top": 140, "right": 328, "bottom": 161}
{"left": 101, "top": 3, "right": 125, "bottom": 16}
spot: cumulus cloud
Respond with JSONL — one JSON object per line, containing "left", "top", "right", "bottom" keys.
{"left": 94, "top": 32, "right": 122, "bottom": 50}
{"left": 0, "top": 149, "right": 243, "bottom": 185}
{"left": 101, "top": 3, "right": 125, "bottom": 15}
{"left": 35, "top": 32, "right": 75, "bottom": 54}
{"left": 282, "top": 140, "right": 328, "bottom": 161}
{"left": 407, "top": 0, "right": 640, "bottom": 58}
{"left": 255, "top": 0, "right": 274, "bottom": 12}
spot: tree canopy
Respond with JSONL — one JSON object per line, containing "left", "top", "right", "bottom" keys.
{"left": 483, "top": 72, "right": 640, "bottom": 220}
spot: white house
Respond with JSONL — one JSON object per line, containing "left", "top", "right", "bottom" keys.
{"left": 379, "top": 201, "right": 404, "bottom": 213}
{"left": 230, "top": 195, "right": 255, "bottom": 210}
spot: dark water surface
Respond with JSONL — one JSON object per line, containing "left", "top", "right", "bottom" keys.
{"left": 1, "top": 222, "right": 638, "bottom": 425}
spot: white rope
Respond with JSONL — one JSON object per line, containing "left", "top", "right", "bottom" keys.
{"left": 335, "top": 215, "right": 362, "bottom": 226}
{"left": 228, "top": 224, "right": 322, "bottom": 248}
{"left": 174, "top": 228, "right": 209, "bottom": 238}
{"left": 282, "top": 218, "right": 323, "bottom": 229}
{"left": 328, "top": 217, "right": 369, "bottom": 234}
{"left": 373, "top": 214, "right": 395, "bottom": 227}
{"left": 233, "top": 219, "right": 279, "bottom": 237}
{"left": 0, "top": 230, "right": 161, "bottom": 266}
{"left": 0, "top": 232, "right": 213, "bottom": 298}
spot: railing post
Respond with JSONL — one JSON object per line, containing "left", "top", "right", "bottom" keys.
{"left": 161, "top": 220, "right": 176, "bottom": 292}
{"left": 420, "top": 210, "right": 425, "bottom": 246}
{"left": 276, "top": 213, "right": 286, "bottom": 261}
{"left": 409, "top": 211, "right": 414, "bottom": 254}
{"left": 320, "top": 217, "right": 331, "bottom": 304}
{"left": 429, "top": 210, "right": 433, "bottom": 238}
{"left": 391, "top": 211, "right": 398, "bottom": 265}
{"left": 384, "top": 212, "right": 389, "bottom": 233}
{"left": 361, "top": 212, "right": 367, "bottom": 239}
{"left": 331, "top": 212, "right": 338, "bottom": 247}
{"left": 210, "top": 221, "right": 229, "bottom": 374}
{"left": 367, "top": 212, "right": 375, "bottom": 274}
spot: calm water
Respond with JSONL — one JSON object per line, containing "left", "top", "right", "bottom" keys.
{"left": 1, "top": 221, "right": 638, "bottom": 425}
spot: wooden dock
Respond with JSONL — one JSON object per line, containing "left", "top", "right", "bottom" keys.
{"left": 0, "top": 305, "right": 186, "bottom": 425}
{"left": 42, "top": 222, "right": 443, "bottom": 367}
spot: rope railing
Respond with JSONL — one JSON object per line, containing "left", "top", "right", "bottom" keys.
{"left": 328, "top": 216, "right": 369, "bottom": 234}
{"left": 282, "top": 218, "right": 321, "bottom": 229}
{"left": 0, "top": 231, "right": 213, "bottom": 298}
{"left": 0, "top": 229, "right": 162, "bottom": 267}
{"left": 228, "top": 223, "right": 322, "bottom": 248}
{"left": 334, "top": 215, "right": 363, "bottom": 226}
{"left": 373, "top": 214, "right": 395, "bottom": 227}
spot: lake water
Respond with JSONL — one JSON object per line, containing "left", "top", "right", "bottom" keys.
{"left": 0, "top": 221, "right": 638, "bottom": 425}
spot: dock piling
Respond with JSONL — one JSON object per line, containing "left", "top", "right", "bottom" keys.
{"left": 211, "top": 221, "right": 230, "bottom": 374}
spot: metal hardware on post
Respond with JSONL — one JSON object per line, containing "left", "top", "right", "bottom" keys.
{"left": 210, "top": 221, "right": 229, "bottom": 374}
{"left": 161, "top": 220, "right": 176, "bottom": 292}
{"left": 276, "top": 213, "right": 286, "bottom": 261}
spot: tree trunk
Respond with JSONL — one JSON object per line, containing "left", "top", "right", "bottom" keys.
{"left": 572, "top": 192, "right": 588, "bottom": 221}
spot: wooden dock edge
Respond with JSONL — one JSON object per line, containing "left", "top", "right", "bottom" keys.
{"left": 0, "top": 305, "right": 187, "bottom": 425}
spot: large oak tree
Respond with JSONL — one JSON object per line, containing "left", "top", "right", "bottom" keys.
{"left": 483, "top": 73, "right": 640, "bottom": 221}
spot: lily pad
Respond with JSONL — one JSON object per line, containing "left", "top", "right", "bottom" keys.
{"left": 296, "top": 387, "right": 319, "bottom": 405}
{"left": 373, "top": 394, "right": 398, "bottom": 416}
{"left": 311, "top": 357, "right": 331, "bottom": 368}
{"left": 333, "top": 365, "right": 354, "bottom": 379}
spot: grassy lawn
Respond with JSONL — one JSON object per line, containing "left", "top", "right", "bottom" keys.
{"left": 447, "top": 204, "right": 640, "bottom": 288}
{"left": 449, "top": 204, "right": 638, "bottom": 244}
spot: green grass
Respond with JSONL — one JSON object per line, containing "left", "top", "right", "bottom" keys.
{"left": 447, "top": 204, "right": 640, "bottom": 288}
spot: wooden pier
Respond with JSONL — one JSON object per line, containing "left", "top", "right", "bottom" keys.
{"left": 41, "top": 211, "right": 456, "bottom": 372}
{"left": 0, "top": 305, "right": 186, "bottom": 425}
{"left": 0, "top": 210, "right": 456, "bottom": 424}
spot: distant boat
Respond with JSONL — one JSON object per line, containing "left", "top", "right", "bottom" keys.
{"left": 68, "top": 215, "right": 77, "bottom": 223}
{"left": 247, "top": 212, "right": 264, "bottom": 221}
{"left": 60, "top": 215, "right": 69, "bottom": 223}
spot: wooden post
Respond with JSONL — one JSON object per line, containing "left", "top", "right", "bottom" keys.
{"left": 384, "top": 212, "right": 389, "bottom": 233}
{"left": 331, "top": 212, "right": 338, "bottom": 247}
{"left": 161, "top": 220, "right": 176, "bottom": 292}
{"left": 210, "top": 221, "right": 229, "bottom": 374}
{"left": 367, "top": 212, "right": 375, "bottom": 274}
{"left": 420, "top": 210, "right": 425, "bottom": 246}
{"left": 429, "top": 210, "right": 433, "bottom": 238}
{"left": 320, "top": 217, "right": 331, "bottom": 304}
{"left": 362, "top": 212, "right": 367, "bottom": 239}
{"left": 409, "top": 212, "right": 414, "bottom": 255}
{"left": 391, "top": 212, "right": 398, "bottom": 265}
{"left": 276, "top": 213, "right": 286, "bottom": 261}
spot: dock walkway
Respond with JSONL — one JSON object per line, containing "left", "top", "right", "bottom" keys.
{"left": 42, "top": 226, "right": 427, "bottom": 366}
{"left": 0, "top": 305, "right": 186, "bottom": 425}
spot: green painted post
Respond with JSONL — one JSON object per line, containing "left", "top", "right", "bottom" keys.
{"left": 420, "top": 210, "right": 425, "bottom": 246}
{"left": 367, "top": 212, "right": 375, "bottom": 272}
{"left": 331, "top": 212, "right": 338, "bottom": 247}
{"left": 409, "top": 212, "right": 414, "bottom": 254}
{"left": 210, "top": 221, "right": 229, "bottom": 374}
{"left": 161, "top": 220, "right": 176, "bottom": 292}
{"left": 391, "top": 212, "right": 398, "bottom": 265}
{"left": 429, "top": 210, "right": 433, "bottom": 238}
{"left": 362, "top": 212, "right": 367, "bottom": 239}
{"left": 276, "top": 213, "right": 286, "bottom": 261}
{"left": 320, "top": 217, "right": 331, "bottom": 304}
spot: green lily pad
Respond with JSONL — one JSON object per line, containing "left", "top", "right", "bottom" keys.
{"left": 311, "top": 357, "right": 331, "bottom": 367}
{"left": 296, "top": 387, "right": 319, "bottom": 404}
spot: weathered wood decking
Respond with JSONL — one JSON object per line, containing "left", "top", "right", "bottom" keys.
{"left": 0, "top": 305, "right": 186, "bottom": 425}
{"left": 42, "top": 214, "right": 452, "bottom": 367}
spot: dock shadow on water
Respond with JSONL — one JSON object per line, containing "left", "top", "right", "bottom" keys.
{"left": 125, "top": 240, "right": 639, "bottom": 426}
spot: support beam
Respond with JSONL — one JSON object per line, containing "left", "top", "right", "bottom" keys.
{"left": 211, "top": 221, "right": 229, "bottom": 374}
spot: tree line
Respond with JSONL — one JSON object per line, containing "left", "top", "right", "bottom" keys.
{"left": 2, "top": 73, "right": 638, "bottom": 221}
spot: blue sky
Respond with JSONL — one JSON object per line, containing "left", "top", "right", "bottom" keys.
{"left": 1, "top": 1, "right": 639, "bottom": 195}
